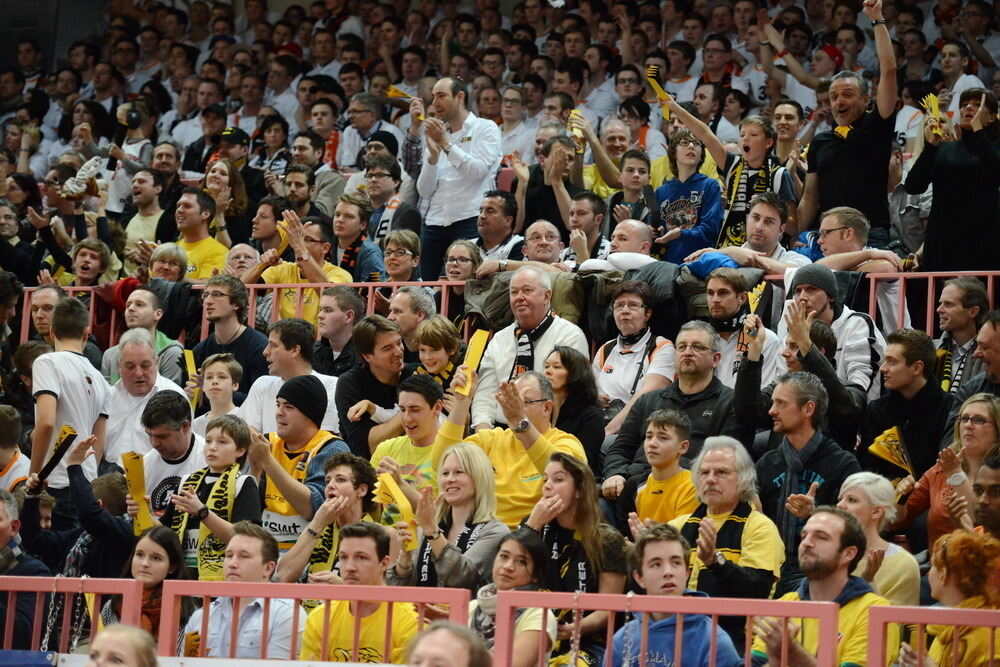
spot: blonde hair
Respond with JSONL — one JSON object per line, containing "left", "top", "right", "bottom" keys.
{"left": 95, "top": 624, "right": 158, "bottom": 667}
{"left": 415, "top": 316, "right": 461, "bottom": 355}
{"left": 949, "top": 393, "right": 1000, "bottom": 467}
{"left": 839, "top": 472, "right": 898, "bottom": 531}
{"left": 435, "top": 442, "right": 496, "bottom": 525}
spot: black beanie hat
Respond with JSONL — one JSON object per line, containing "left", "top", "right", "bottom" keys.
{"left": 276, "top": 375, "right": 327, "bottom": 428}
{"left": 788, "top": 264, "right": 839, "bottom": 303}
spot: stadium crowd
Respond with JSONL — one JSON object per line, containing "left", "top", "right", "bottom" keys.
{"left": 0, "top": 0, "right": 999, "bottom": 663}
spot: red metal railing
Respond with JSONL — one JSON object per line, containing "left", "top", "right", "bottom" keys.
{"left": 0, "top": 576, "right": 143, "bottom": 652}
{"left": 157, "top": 580, "right": 470, "bottom": 660}
{"left": 491, "top": 590, "right": 841, "bottom": 667}
{"left": 867, "top": 604, "right": 1000, "bottom": 666}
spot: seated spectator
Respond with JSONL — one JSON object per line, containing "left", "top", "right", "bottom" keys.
{"left": 409, "top": 316, "right": 463, "bottom": 392}
{"left": 381, "top": 229, "right": 423, "bottom": 290}
{"left": 595, "top": 282, "right": 675, "bottom": 436}
{"left": 437, "top": 240, "right": 482, "bottom": 330}
{"left": 386, "top": 285, "right": 435, "bottom": 365}
{"left": 390, "top": 441, "right": 509, "bottom": 590}
{"left": 174, "top": 187, "right": 229, "bottom": 281}
{"left": 237, "top": 319, "right": 340, "bottom": 434}
{"left": 619, "top": 410, "right": 699, "bottom": 532}
{"left": 514, "top": 135, "right": 582, "bottom": 243}
{"left": 248, "top": 195, "right": 297, "bottom": 263}
{"left": 405, "top": 622, "right": 492, "bottom": 667}
{"left": 474, "top": 190, "right": 524, "bottom": 263}
{"left": 0, "top": 489, "right": 49, "bottom": 649}
{"left": 363, "top": 155, "right": 421, "bottom": 244}
{"left": 522, "top": 452, "right": 626, "bottom": 662}
{"left": 468, "top": 528, "right": 558, "bottom": 658}
{"left": 893, "top": 393, "right": 998, "bottom": 552}
{"left": 101, "top": 525, "right": 194, "bottom": 639}
{"left": 560, "top": 192, "right": 611, "bottom": 266}
{"left": 20, "top": 442, "right": 132, "bottom": 578}
{"left": 182, "top": 521, "right": 302, "bottom": 658}
{"left": 603, "top": 322, "right": 745, "bottom": 505}
{"left": 575, "top": 117, "right": 631, "bottom": 200}
{"left": 200, "top": 157, "right": 252, "bottom": 248}
{"left": 190, "top": 354, "right": 241, "bottom": 436}
{"left": 607, "top": 149, "right": 656, "bottom": 229}
{"left": 245, "top": 213, "right": 352, "bottom": 322}
{"left": 704, "top": 268, "right": 783, "bottom": 389}
{"left": 815, "top": 206, "right": 911, "bottom": 331}
{"left": 437, "top": 367, "right": 586, "bottom": 528}
{"left": 934, "top": 277, "right": 988, "bottom": 396}
{"left": 88, "top": 625, "right": 157, "bottom": 667}
{"left": 138, "top": 391, "right": 208, "bottom": 518}
{"left": 343, "top": 134, "right": 417, "bottom": 206}
{"left": 613, "top": 523, "right": 741, "bottom": 667}
{"left": 276, "top": 452, "right": 377, "bottom": 584}
{"left": 192, "top": 274, "right": 269, "bottom": 397}
{"left": 475, "top": 220, "right": 568, "bottom": 276}
{"left": 836, "top": 472, "right": 920, "bottom": 607}
{"left": 163, "top": 414, "right": 261, "bottom": 578}
{"left": 104, "top": 328, "right": 186, "bottom": 467}
{"left": 248, "top": 114, "right": 291, "bottom": 173}
{"left": 299, "top": 522, "right": 419, "bottom": 662}
{"left": 288, "top": 130, "right": 347, "bottom": 217}
{"left": 249, "top": 374, "right": 349, "bottom": 551}
{"left": 543, "top": 346, "right": 604, "bottom": 468}
{"left": 336, "top": 93, "right": 404, "bottom": 172}
{"left": 314, "top": 285, "right": 364, "bottom": 378}
{"left": 472, "top": 268, "right": 588, "bottom": 429}
{"left": 653, "top": 130, "right": 722, "bottom": 264}
{"left": 859, "top": 329, "right": 958, "bottom": 481}
{"left": 751, "top": 508, "right": 899, "bottom": 665}
{"left": 972, "top": 456, "right": 1000, "bottom": 540}
{"left": 778, "top": 263, "right": 886, "bottom": 401}
{"left": 738, "top": 305, "right": 862, "bottom": 454}
{"left": 102, "top": 288, "right": 184, "bottom": 385}
{"left": 0, "top": 406, "right": 27, "bottom": 492}
{"left": 331, "top": 192, "right": 387, "bottom": 282}
{"left": 756, "top": 372, "right": 862, "bottom": 594}
{"left": 181, "top": 104, "right": 227, "bottom": 175}
{"left": 284, "top": 164, "right": 327, "bottom": 220}
{"left": 578, "top": 219, "right": 658, "bottom": 272}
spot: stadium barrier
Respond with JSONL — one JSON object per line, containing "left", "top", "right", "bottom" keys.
{"left": 0, "top": 576, "right": 144, "bottom": 652}
{"left": 156, "top": 580, "right": 470, "bottom": 660}
{"left": 491, "top": 590, "right": 841, "bottom": 667}
{"left": 867, "top": 603, "right": 1000, "bottom": 666}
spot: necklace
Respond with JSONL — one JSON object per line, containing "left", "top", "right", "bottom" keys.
{"left": 215, "top": 324, "right": 244, "bottom": 346}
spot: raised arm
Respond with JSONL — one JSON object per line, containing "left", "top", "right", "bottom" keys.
{"left": 763, "top": 23, "right": 820, "bottom": 90}
{"left": 865, "top": 0, "right": 897, "bottom": 118}
{"left": 663, "top": 94, "right": 728, "bottom": 170}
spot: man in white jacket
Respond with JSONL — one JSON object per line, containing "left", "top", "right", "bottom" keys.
{"left": 472, "top": 267, "right": 588, "bottom": 429}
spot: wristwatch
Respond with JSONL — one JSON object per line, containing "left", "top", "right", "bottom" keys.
{"left": 443, "top": 142, "right": 453, "bottom": 154}
{"left": 707, "top": 551, "right": 726, "bottom": 570}
{"left": 196, "top": 506, "right": 209, "bottom": 521}
{"left": 298, "top": 251, "right": 310, "bottom": 262}
{"left": 512, "top": 417, "right": 531, "bottom": 433}
{"left": 946, "top": 471, "right": 968, "bottom": 487}
{"left": 427, "top": 529, "right": 444, "bottom": 541}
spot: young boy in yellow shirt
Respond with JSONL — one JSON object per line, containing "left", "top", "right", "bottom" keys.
{"left": 617, "top": 409, "right": 699, "bottom": 534}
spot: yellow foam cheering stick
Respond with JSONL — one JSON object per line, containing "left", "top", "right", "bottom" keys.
{"left": 388, "top": 85, "right": 425, "bottom": 120}
{"left": 122, "top": 452, "right": 155, "bottom": 535}
{"left": 184, "top": 349, "right": 199, "bottom": 411}
{"left": 456, "top": 330, "right": 490, "bottom": 396}
{"left": 646, "top": 65, "right": 672, "bottom": 121}
{"left": 373, "top": 473, "right": 418, "bottom": 550}
{"left": 920, "top": 93, "right": 942, "bottom": 136}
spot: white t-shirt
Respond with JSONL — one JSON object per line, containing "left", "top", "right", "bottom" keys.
{"left": 32, "top": 351, "right": 112, "bottom": 488}
{"left": 237, "top": 371, "right": 340, "bottom": 435}
{"left": 143, "top": 434, "right": 207, "bottom": 517}
{"left": 103, "top": 374, "right": 187, "bottom": 465}
{"left": 592, "top": 329, "right": 676, "bottom": 404}
{"left": 0, "top": 450, "right": 31, "bottom": 492}
{"left": 192, "top": 406, "right": 239, "bottom": 438}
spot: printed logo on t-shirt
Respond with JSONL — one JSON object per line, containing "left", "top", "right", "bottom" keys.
{"left": 149, "top": 475, "right": 182, "bottom": 516}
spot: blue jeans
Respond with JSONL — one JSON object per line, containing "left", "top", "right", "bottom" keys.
{"left": 419, "top": 217, "right": 479, "bottom": 281}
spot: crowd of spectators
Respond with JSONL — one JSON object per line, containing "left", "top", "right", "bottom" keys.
{"left": 0, "top": 0, "right": 999, "bottom": 663}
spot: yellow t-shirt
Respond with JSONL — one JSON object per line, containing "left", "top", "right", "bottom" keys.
{"left": 300, "top": 598, "right": 419, "bottom": 663}
{"left": 650, "top": 153, "right": 722, "bottom": 191}
{"left": 261, "top": 430, "right": 335, "bottom": 551}
{"left": 370, "top": 435, "right": 438, "bottom": 525}
{"left": 261, "top": 261, "right": 352, "bottom": 322}
{"left": 635, "top": 470, "right": 699, "bottom": 525}
{"left": 669, "top": 508, "right": 784, "bottom": 592}
{"left": 431, "top": 420, "right": 586, "bottom": 529}
{"left": 751, "top": 589, "right": 899, "bottom": 666}
{"left": 124, "top": 211, "right": 162, "bottom": 273}
{"left": 177, "top": 236, "right": 228, "bottom": 279}
{"left": 583, "top": 164, "right": 619, "bottom": 199}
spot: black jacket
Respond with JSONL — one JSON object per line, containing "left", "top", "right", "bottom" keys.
{"left": 0, "top": 550, "right": 49, "bottom": 649}
{"left": 604, "top": 377, "right": 748, "bottom": 479}
{"left": 555, "top": 402, "right": 605, "bottom": 474}
{"left": 313, "top": 338, "right": 358, "bottom": 378}
{"left": 860, "top": 380, "right": 958, "bottom": 479}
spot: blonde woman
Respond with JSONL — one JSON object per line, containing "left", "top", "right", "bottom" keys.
{"left": 837, "top": 472, "right": 920, "bottom": 606}
{"left": 390, "top": 442, "right": 509, "bottom": 591}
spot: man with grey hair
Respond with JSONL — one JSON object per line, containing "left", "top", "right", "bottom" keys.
{"left": 337, "top": 92, "right": 404, "bottom": 172}
{"left": 103, "top": 328, "right": 187, "bottom": 467}
{"left": 604, "top": 321, "right": 746, "bottom": 502}
{"left": 472, "top": 267, "right": 588, "bottom": 430}
{"left": 668, "top": 436, "right": 784, "bottom": 643}
{"left": 756, "top": 371, "right": 861, "bottom": 594}
{"left": 794, "top": 0, "right": 897, "bottom": 242}
{"left": 387, "top": 285, "right": 436, "bottom": 364}
{"left": 0, "top": 489, "right": 49, "bottom": 649}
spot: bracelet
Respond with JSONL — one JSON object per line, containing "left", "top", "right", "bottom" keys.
{"left": 872, "top": 18, "right": 887, "bottom": 26}
{"left": 759, "top": 40, "right": 771, "bottom": 46}
{"left": 305, "top": 526, "right": 321, "bottom": 538}
{"left": 215, "top": 225, "right": 228, "bottom": 232}
{"left": 427, "top": 529, "right": 444, "bottom": 541}
{"left": 777, "top": 49, "right": 790, "bottom": 58}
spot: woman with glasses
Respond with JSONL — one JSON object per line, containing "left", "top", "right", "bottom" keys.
{"left": 373, "top": 229, "right": 423, "bottom": 315}
{"left": 436, "top": 240, "right": 481, "bottom": 330}
{"left": 500, "top": 86, "right": 535, "bottom": 168}
{"left": 892, "top": 393, "right": 999, "bottom": 552}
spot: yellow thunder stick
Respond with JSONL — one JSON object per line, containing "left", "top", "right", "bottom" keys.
{"left": 646, "top": 65, "right": 672, "bottom": 121}
{"left": 920, "top": 93, "right": 942, "bottom": 136}
{"left": 388, "top": 85, "right": 425, "bottom": 120}
{"left": 122, "top": 452, "right": 155, "bottom": 535}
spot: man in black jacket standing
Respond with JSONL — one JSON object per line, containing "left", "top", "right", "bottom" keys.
{"left": 756, "top": 371, "right": 860, "bottom": 595}
{"left": 602, "top": 320, "right": 748, "bottom": 502}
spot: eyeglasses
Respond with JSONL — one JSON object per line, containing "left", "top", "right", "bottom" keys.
{"left": 613, "top": 302, "right": 646, "bottom": 312}
{"left": 523, "top": 398, "right": 548, "bottom": 405}
{"left": 959, "top": 415, "right": 994, "bottom": 426}
{"left": 675, "top": 342, "right": 711, "bottom": 353}
{"left": 616, "top": 77, "right": 639, "bottom": 85}
{"left": 818, "top": 226, "right": 848, "bottom": 239}
{"left": 446, "top": 256, "right": 473, "bottom": 265}
{"left": 347, "top": 107, "right": 373, "bottom": 115}
{"left": 201, "top": 290, "right": 231, "bottom": 301}
{"left": 365, "top": 171, "right": 392, "bottom": 180}
{"left": 385, "top": 248, "right": 413, "bottom": 258}
{"left": 676, "top": 139, "right": 702, "bottom": 149}
{"left": 304, "top": 236, "right": 324, "bottom": 244}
